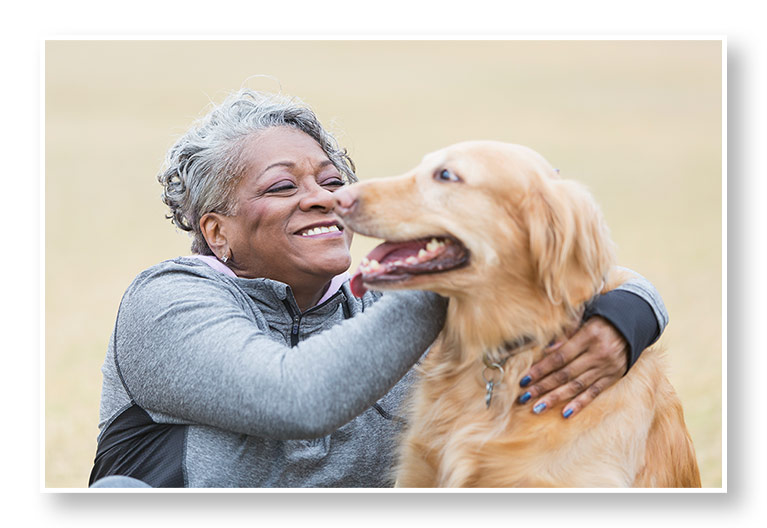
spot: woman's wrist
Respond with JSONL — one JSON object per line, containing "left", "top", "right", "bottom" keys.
{"left": 582, "top": 289, "right": 660, "bottom": 371}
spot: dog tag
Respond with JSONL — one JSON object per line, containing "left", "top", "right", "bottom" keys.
{"left": 485, "top": 381, "right": 495, "bottom": 408}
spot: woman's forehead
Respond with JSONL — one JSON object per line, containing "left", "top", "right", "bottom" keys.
{"left": 243, "top": 127, "right": 330, "bottom": 174}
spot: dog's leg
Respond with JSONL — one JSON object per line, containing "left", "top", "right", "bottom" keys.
{"left": 633, "top": 378, "right": 701, "bottom": 487}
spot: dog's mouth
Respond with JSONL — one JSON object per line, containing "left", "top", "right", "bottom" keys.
{"left": 350, "top": 236, "right": 470, "bottom": 297}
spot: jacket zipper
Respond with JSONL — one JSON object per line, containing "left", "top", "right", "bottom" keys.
{"left": 281, "top": 290, "right": 348, "bottom": 347}
{"left": 282, "top": 299, "right": 302, "bottom": 347}
{"left": 290, "top": 314, "right": 301, "bottom": 347}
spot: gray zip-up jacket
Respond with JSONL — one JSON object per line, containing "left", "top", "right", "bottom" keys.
{"left": 90, "top": 257, "right": 667, "bottom": 488}
{"left": 90, "top": 257, "right": 447, "bottom": 488}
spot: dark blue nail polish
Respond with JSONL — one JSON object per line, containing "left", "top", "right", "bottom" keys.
{"left": 533, "top": 402, "right": 547, "bottom": 414}
{"left": 563, "top": 408, "right": 573, "bottom": 419}
{"left": 518, "top": 391, "right": 531, "bottom": 404}
{"left": 520, "top": 375, "right": 532, "bottom": 387}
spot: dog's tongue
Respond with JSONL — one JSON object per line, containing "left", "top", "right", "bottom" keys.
{"left": 350, "top": 272, "right": 368, "bottom": 298}
{"left": 349, "top": 240, "right": 428, "bottom": 298}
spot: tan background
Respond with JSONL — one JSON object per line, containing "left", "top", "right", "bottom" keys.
{"left": 45, "top": 40, "right": 722, "bottom": 488}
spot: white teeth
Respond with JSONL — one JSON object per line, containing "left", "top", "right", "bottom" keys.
{"left": 361, "top": 257, "right": 370, "bottom": 265}
{"left": 369, "top": 260, "right": 380, "bottom": 270}
{"left": 418, "top": 249, "right": 428, "bottom": 258}
{"left": 301, "top": 225, "right": 340, "bottom": 236}
{"left": 426, "top": 238, "right": 446, "bottom": 252}
{"left": 405, "top": 256, "right": 418, "bottom": 264}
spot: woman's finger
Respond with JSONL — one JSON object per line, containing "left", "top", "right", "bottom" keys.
{"left": 517, "top": 348, "right": 614, "bottom": 405}
{"left": 523, "top": 368, "right": 601, "bottom": 415}
{"left": 519, "top": 332, "right": 589, "bottom": 388}
{"left": 559, "top": 376, "right": 618, "bottom": 419}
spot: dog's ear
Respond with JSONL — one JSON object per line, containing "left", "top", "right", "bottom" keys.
{"left": 526, "top": 179, "right": 615, "bottom": 309}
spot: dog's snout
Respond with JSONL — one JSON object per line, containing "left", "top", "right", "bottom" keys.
{"left": 333, "top": 187, "right": 358, "bottom": 217}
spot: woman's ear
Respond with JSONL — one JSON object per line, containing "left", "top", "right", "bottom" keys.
{"left": 199, "top": 213, "right": 229, "bottom": 259}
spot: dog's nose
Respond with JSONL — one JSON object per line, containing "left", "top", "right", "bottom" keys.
{"left": 333, "top": 187, "right": 358, "bottom": 217}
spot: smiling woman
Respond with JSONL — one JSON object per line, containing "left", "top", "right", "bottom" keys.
{"left": 88, "top": 89, "right": 669, "bottom": 489}
{"left": 199, "top": 127, "right": 354, "bottom": 309}
{"left": 89, "top": 90, "right": 450, "bottom": 488}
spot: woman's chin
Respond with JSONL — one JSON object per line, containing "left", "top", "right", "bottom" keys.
{"left": 312, "top": 252, "right": 352, "bottom": 279}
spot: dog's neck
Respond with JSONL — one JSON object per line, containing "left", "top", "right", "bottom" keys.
{"left": 440, "top": 284, "right": 584, "bottom": 366}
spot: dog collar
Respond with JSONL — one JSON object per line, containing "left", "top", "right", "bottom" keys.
{"left": 482, "top": 336, "right": 536, "bottom": 369}
{"left": 481, "top": 336, "right": 537, "bottom": 408}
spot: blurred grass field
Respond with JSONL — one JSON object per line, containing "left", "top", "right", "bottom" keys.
{"left": 44, "top": 40, "right": 722, "bottom": 488}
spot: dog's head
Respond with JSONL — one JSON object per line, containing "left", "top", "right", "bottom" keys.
{"left": 334, "top": 140, "right": 615, "bottom": 317}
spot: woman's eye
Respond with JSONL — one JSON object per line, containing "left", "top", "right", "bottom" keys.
{"left": 322, "top": 178, "right": 346, "bottom": 188}
{"left": 434, "top": 168, "right": 462, "bottom": 183}
{"left": 265, "top": 182, "right": 297, "bottom": 193}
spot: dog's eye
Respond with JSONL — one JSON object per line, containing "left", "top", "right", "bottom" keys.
{"left": 435, "top": 169, "right": 462, "bottom": 183}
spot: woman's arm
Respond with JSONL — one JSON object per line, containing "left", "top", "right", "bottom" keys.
{"left": 516, "top": 267, "right": 668, "bottom": 418}
{"left": 114, "top": 263, "right": 447, "bottom": 440}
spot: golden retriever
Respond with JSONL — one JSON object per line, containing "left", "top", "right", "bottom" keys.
{"left": 333, "top": 140, "right": 700, "bottom": 488}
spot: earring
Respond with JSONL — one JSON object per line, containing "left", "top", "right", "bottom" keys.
{"left": 220, "top": 252, "right": 229, "bottom": 264}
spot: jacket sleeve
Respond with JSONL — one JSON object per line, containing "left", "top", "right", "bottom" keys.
{"left": 113, "top": 265, "right": 447, "bottom": 440}
{"left": 583, "top": 266, "right": 669, "bottom": 370}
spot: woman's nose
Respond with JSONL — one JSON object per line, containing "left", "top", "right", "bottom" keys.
{"left": 299, "top": 181, "right": 336, "bottom": 212}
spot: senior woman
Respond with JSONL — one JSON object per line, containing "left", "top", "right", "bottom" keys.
{"left": 89, "top": 89, "right": 668, "bottom": 488}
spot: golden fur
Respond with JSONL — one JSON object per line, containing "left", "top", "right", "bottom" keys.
{"left": 337, "top": 141, "right": 700, "bottom": 487}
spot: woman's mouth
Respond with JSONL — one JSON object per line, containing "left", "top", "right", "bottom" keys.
{"left": 296, "top": 223, "right": 345, "bottom": 238}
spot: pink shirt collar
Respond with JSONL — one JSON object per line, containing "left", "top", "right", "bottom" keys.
{"left": 188, "top": 255, "right": 350, "bottom": 308}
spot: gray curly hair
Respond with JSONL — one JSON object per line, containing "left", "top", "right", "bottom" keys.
{"left": 158, "top": 89, "right": 357, "bottom": 255}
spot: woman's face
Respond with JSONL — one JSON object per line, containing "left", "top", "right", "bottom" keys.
{"left": 222, "top": 127, "right": 353, "bottom": 287}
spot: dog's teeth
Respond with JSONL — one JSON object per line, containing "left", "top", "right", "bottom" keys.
{"left": 405, "top": 256, "right": 418, "bottom": 264}
{"left": 418, "top": 249, "right": 428, "bottom": 259}
{"left": 361, "top": 258, "right": 370, "bottom": 265}
{"left": 426, "top": 238, "right": 446, "bottom": 252}
{"left": 369, "top": 260, "right": 380, "bottom": 270}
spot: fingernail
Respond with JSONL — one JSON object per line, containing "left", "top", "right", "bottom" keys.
{"left": 546, "top": 341, "right": 564, "bottom": 351}
{"left": 563, "top": 408, "right": 574, "bottom": 419}
{"left": 533, "top": 402, "right": 547, "bottom": 414}
{"left": 518, "top": 391, "right": 532, "bottom": 404}
{"left": 520, "top": 375, "right": 532, "bottom": 387}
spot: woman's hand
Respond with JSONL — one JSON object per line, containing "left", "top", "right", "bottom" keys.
{"left": 516, "top": 316, "right": 628, "bottom": 419}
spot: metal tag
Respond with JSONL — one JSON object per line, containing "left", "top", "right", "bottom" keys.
{"left": 485, "top": 381, "right": 495, "bottom": 408}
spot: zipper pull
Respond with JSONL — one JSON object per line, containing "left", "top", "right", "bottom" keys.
{"left": 290, "top": 314, "right": 301, "bottom": 346}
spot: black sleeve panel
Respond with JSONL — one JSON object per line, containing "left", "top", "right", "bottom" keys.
{"left": 89, "top": 404, "right": 184, "bottom": 488}
{"left": 582, "top": 290, "right": 661, "bottom": 372}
